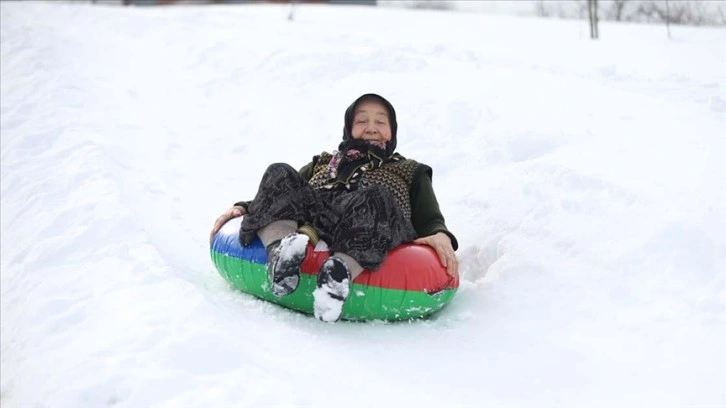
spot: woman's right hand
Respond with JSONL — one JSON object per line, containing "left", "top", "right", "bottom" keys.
{"left": 209, "top": 206, "right": 247, "bottom": 244}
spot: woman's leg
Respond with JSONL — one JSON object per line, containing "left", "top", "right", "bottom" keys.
{"left": 239, "top": 163, "right": 317, "bottom": 246}
{"left": 239, "top": 163, "right": 317, "bottom": 297}
{"left": 312, "top": 186, "right": 416, "bottom": 322}
{"left": 320, "top": 185, "right": 416, "bottom": 271}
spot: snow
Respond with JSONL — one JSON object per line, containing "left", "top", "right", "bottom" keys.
{"left": 1, "top": 1, "right": 725, "bottom": 407}
{"left": 277, "top": 232, "right": 309, "bottom": 263}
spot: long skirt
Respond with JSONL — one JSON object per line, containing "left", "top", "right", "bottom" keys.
{"left": 239, "top": 163, "right": 416, "bottom": 270}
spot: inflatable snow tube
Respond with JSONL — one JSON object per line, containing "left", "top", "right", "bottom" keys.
{"left": 210, "top": 217, "right": 459, "bottom": 321}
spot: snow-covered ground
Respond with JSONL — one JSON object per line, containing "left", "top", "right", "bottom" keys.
{"left": 2, "top": 2, "right": 725, "bottom": 407}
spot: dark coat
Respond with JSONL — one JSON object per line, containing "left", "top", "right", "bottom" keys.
{"left": 298, "top": 156, "right": 458, "bottom": 251}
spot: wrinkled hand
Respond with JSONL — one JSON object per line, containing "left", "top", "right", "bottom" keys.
{"left": 413, "top": 232, "right": 458, "bottom": 277}
{"left": 209, "top": 206, "right": 246, "bottom": 244}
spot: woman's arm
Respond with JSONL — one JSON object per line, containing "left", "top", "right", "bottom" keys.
{"left": 410, "top": 165, "right": 459, "bottom": 276}
{"left": 298, "top": 160, "right": 315, "bottom": 182}
{"left": 410, "top": 165, "right": 458, "bottom": 250}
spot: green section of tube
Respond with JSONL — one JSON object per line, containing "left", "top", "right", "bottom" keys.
{"left": 211, "top": 249, "right": 457, "bottom": 321}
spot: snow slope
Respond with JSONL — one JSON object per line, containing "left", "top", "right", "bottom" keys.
{"left": 1, "top": 2, "right": 725, "bottom": 407}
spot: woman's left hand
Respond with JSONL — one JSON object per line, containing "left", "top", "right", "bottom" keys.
{"left": 413, "top": 232, "right": 458, "bottom": 277}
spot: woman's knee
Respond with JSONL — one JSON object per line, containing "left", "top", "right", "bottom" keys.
{"left": 260, "top": 162, "right": 303, "bottom": 184}
{"left": 265, "top": 162, "right": 298, "bottom": 175}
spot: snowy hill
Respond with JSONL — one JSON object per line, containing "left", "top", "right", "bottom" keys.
{"left": 1, "top": 1, "right": 725, "bottom": 407}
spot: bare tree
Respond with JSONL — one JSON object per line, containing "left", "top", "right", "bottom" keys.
{"left": 635, "top": 0, "right": 713, "bottom": 26}
{"left": 288, "top": 0, "right": 298, "bottom": 21}
{"left": 609, "top": 0, "right": 629, "bottom": 21}
{"left": 575, "top": 0, "right": 589, "bottom": 19}
{"left": 407, "top": 1, "right": 454, "bottom": 11}
{"left": 535, "top": 0, "right": 551, "bottom": 18}
{"left": 587, "top": 0, "right": 599, "bottom": 39}
{"left": 687, "top": 1, "right": 709, "bottom": 26}
{"left": 665, "top": 0, "right": 671, "bottom": 39}
{"left": 518, "top": 0, "right": 723, "bottom": 28}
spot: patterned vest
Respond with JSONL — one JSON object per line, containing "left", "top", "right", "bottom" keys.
{"left": 308, "top": 152, "right": 421, "bottom": 220}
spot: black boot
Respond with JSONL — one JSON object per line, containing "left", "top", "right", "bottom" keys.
{"left": 266, "top": 233, "right": 308, "bottom": 297}
{"left": 313, "top": 256, "right": 351, "bottom": 322}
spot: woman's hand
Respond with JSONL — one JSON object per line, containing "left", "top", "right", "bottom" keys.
{"left": 413, "top": 232, "right": 458, "bottom": 277}
{"left": 209, "top": 206, "right": 247, "bottom": 244}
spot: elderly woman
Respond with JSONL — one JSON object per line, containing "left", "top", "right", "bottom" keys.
{"left": 210, "top": 94, "right": 458, "bottom": 322}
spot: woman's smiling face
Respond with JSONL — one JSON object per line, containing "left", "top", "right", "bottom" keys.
{"left": 350, "top": 100, "right": 392, "bottom": 143}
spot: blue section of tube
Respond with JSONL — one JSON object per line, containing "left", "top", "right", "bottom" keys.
{"left": 210, "top": 216, "right": 267, "bottom": 264}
